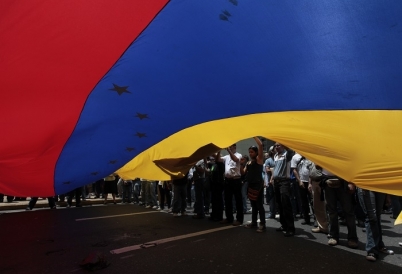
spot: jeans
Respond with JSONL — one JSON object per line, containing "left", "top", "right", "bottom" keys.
{"left": 266, "top": 183, "right": 276, "bottom": 215}
{"left": 358, "top": 188, "right": 386, "bottom": 255}
{"left": 132, "top": 182, "right": 140, "bottom": 203}
{"left": 172, "top": 184, "right": 187, "bottom": 213}
{"left": 140, "top": 181, "right": 148, "bottom": 205}
{"left": 146, "top": 181, "right": 158, "bottom": 206}
{"left": 122, "top": 183, "right": 132, "bottom": 203}
{"left": 324, "top": 183, "right": 357, "bottom": 241}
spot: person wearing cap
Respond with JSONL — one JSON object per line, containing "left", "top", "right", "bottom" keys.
{"left": 217, "top": 143, "right": 243, "bottom": 226}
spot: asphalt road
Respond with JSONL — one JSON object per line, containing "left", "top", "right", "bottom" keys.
{"left": 1, "top": 204, "right": 402, "bottom": 274}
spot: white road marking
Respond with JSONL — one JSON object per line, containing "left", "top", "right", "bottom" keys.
{"left": 111, "top": 226, "right": 237, "bottom": 255}
{"left": 75, "top": 211, "right": 159, "bottom": 221}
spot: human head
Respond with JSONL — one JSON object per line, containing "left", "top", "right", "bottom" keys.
{"left": 273, "top": 142, "right": 284, "bottom": 153}
{"left": 240, "top": 155, "right": 249, "bottom": 164}
{"left": 248, "top": 145, "right": 258, "bottom": 159}
{"left": 229, "top": 143, "right": 237, "bottom": 153}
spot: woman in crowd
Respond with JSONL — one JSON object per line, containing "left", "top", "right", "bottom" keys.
{"left": 243, "top": 137, "right": 266, "bottom": 232}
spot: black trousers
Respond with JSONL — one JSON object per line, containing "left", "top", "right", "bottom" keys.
{"left": 224, "top": 178, "right": 244, "bottom": 223}
{"left": 158, "top": 184, "right": 171, "bottom": 209}
{"left": 28, "top": 197, "right": 56, "bottom": 209}
{"left": 274, "top": 180, "right": 295, "bottom": 232}
{"left": 210, "top": 183, "right": 224, "bottom": 221}
{"left": 67, "top": 187, "right": 82, "bottom": 206}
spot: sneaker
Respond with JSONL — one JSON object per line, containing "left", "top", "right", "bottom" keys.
{"left": 256, "top": 225, "right": 266, "bottom": 233}
{"left": 311, "top": 227, "right": 328, "bottom": 234}
{"left": 25, "top": 207, "right": 31, "bottom": 211}
{"left": 232, "top": 220, "right": 242, "bottom": 226}
{"left": 152, "top": 206, "right": 158, "bottom": 209}
{"left": 347, "top": 240, "right": 358, "bottom": 249}
{"left": 366, "top": 253, "right": 377, "bottom": 262}
{"left": 173, "top": 213, "right": 179, "bottom": 217}
{"left": 328, "top": 238, "right": 338, "bottom": 246}
{"left": 379, "top": 247, "right": 394, "bottom": 255}
{"left": 145, "top": 205, "right": 151, "bottom": 209}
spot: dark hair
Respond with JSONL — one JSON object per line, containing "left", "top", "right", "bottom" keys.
{"left": 249, "top": 145, "right": 258, "bottom": 153}
{"left": 242, "top": 155, "right": 249, "bottom": 161}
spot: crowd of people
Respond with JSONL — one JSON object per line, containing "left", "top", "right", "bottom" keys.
{"left": 1, "top": 137, "right": 402, "bottom": 262}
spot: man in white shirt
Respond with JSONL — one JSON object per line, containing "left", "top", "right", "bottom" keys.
{"left": 217, "top": 144, "right": 243, "bottom": 226}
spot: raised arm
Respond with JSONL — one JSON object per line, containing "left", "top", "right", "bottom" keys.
{"left": 254, "top": 137, "right": 264, "bottom": 165}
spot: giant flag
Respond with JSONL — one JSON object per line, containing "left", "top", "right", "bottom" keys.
{"left": 1, "top": 0, "right": 402, "bottom": 212}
